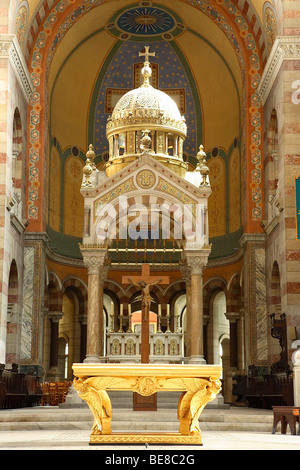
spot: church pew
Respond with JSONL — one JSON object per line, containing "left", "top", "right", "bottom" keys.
{"left": 0, "top": 364, "right": 43, "bottom": 409}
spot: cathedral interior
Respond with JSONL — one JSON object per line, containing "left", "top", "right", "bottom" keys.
{"left": 1, "top": 0, "right": 300, "bottom": 404}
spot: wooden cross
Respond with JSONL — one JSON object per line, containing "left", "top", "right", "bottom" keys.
{"left": 139, "top": 46, "right": 155, "bottom": 64}
{"left": 122, "top": 264, "right": 169, "bottom": 364}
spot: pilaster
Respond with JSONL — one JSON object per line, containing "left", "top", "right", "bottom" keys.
{"left": 239, "top": 234, "right": 267, "bottom": 366}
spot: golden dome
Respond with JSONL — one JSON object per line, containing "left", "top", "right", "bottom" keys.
{"left": 105, "top": 46, "right": 188, "bottom": 178}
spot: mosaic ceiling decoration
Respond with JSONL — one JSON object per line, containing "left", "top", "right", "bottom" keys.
{"left": 106, "top": 2, "right": 186, "bottom": 41}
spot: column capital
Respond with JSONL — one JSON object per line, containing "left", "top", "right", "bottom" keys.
{"left": 78, "top": 314, "right": 88, "bottom": 325}
{"left": 179, "top": 261, "right": 191, "bottom": 284}
{"left": 80, "top": 245, "right": 109, "bottom": 274}
{"left": 48, "top": 311, "right": 63, "bottom": 322}
{"left": 225, "top": 312, "right": 240, "bottom": 323}
{"left": 184, "top": 251, "right": 209, "bottom": 275}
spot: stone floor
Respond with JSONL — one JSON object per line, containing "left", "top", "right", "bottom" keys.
{"left": 0, "top": 428, "right": 299, "bottom": 450}
{"left": 0, "top": 406, "right": 299, "bottom": 450}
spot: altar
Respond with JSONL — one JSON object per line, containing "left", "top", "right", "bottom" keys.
{"left": 72, "top": 363, "right": 222, "bottom": 445}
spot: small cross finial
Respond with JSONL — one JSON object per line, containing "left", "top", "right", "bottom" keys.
{"left": 139, "top": 46, "right": 155, "bottom": 86}
{"left": 139, "top": 46, "right": 155, "bottom": 65}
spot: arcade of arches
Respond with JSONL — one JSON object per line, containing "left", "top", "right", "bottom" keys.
{"left": 1, "top": 0, "right": 300, "bottom": 404}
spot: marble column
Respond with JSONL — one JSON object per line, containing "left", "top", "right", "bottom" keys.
{"left": 48, "top": 311, "right": 63, "bottom": 379}
{"left": 80, "top": 248, "right": 109, "bottom": 363}
{"left": 226, "top": 312, "right": 239, "bottom": 369}
{"left": 78, "top": 314, "right": 87, "bottom": 363}
{"left": 292, "top": 343, "right": 300, "bottom": 407}
{"left": 180, "top": 262, "right": 191, "bottom": 359}
{"left": 184, "top": 252, "right": 209, "bottom": 364}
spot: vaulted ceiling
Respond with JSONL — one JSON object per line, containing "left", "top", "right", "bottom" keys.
{"left": 13, "top": 0, "right": 277, "bottom": 257}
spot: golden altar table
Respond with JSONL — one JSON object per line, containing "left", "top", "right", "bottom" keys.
{"left": 72, "top": 363, "right": 222, "bottom": 445}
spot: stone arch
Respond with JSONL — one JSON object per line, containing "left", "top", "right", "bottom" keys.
{"left": 61, "top": 276, "right": 88, "bottom": 316}
{"left": 46, "top": 272, "right": 63, "bottom": 312}
{"left": 203, "top": 277, "right": 227, "bottom": 317}
{"left": 227, "top": 273, "right": 242, "bottom": 315}
{"left": 269, "top": 261, "right": 281, "bottom": 315}
{"left": 203, "top": 278, "right": 228, "bottom": 365}
{"left": 268, "top": 261, "right": 282, "bottom": 366}
{"left": 266, "top": 109, "right": 279, "bottom": 222}
{"left": 24, "top": 0, "right": 264, "bottom": 235}
{"left": 95, "top": 190, "right": 197, "bottom": 250}
{"left": 103, "top": 286, "right": 123, "bottom": 334}
{"left": 6, "top": 260, "right": 20, "bottom": 364}
{"left": 60, "top": 287, "right": 82, "bottom": 377}
{"left": 11, "top": 108, "right": 23, "bottom": 221}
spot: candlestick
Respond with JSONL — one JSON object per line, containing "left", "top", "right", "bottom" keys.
{"left": 166, "top": 304, "right": 171, "bottom": 333}
{"left": 118, "top": 304, "right": 123, "bottom": 332}
{"left": 157, "top": 304, "right": 162, "bottom": 333}
{"left": 110, "top": 301, "right": 115, "bottom": 332}
{"left": 127, "top": 304, "right": 132, "bottom": 333}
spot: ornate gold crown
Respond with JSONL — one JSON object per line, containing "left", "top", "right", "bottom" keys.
{"left": 105, "top": 46, "right": 188, "bottom": 178}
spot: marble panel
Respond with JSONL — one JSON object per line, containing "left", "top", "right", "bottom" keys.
{"left": 255, "top": 248, "right": 268, "bottom": 361}
{"left": 20, "top": 246, "right": 34, "bottom": 360}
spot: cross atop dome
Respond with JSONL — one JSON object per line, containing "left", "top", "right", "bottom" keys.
{"left": 139, "top": 45, "right": 155, "bottom": 65}
{"left": 139, "top": 46, "right": 155, "bottom": 87}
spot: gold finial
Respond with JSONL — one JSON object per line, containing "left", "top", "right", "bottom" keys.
{"left": 86, "top": 143, "right": 96, "bottom": 170}
{"left": 82, "top": 144, "right": 95, "bottom": 188}
{"left": 196, "top": 145, "right": 210, "bottom": 187}
{"left": 139, "top": 46, "right": 155, "bottom": 87}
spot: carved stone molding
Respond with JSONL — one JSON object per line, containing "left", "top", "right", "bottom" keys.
{"left": 258, "top": 36, "right": 300, "bottom": 105}
{"left": 48, "top": 311, "right": 63, "bottom": 323}
{"left": 0, "top": 34, "right": 34, "bottom": 103}
{"left": 179, "top": 264, "right": 191, "bottom": 285}
{"left": 80, "top": 245, "right": 109, "bottom": 275}
{"left": 185, "top": 252, "right": 210, "bottom": 275}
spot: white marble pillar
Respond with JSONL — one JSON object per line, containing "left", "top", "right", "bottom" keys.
{"left": 292, "top": 343, "right": 300, "bottom": 407}
{"left": 180, "top": 262, "right": 191, "bottom": 358}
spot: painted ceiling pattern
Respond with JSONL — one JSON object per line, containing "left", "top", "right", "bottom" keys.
{"left": 13, "top": 0, "right": 278, "bottom": 235}
{"left": 92, "top": 40, "right": 198, "bottom": 157}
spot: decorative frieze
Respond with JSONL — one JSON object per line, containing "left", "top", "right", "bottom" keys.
{"left": 0, "top": 34, "right": 34, "bottom": 103}
{"left": 258, "top": 36, "right": 300, "bottom": 105}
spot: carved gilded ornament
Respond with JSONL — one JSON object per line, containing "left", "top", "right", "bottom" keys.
{"left": 72, "top": 364, "right": 222, "bottom": 444}
{"left": 93, "top": 177, "right": 136, "bottom": 220}
{"left": 132, "top": 376, "right": 161, "bottom": 396}
{"left": 136, "top": 169, "right": 156, "bottom": 189}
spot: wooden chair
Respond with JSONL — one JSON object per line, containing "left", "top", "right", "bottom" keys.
{"left": 49, "top": 382, "right": 59, "bottom": 406}
{"left": 272, "top": 406, "right": 300, "bottom": 435}
{"left": 40, "top": 383, "right": 50, "bottom": 406}
{"left": 56, "top": 382, "right": 65, "bottom": 403}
